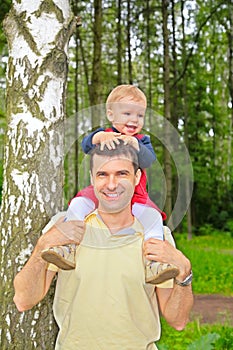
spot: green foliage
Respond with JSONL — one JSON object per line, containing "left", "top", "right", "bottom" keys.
{"left": 214, "top": 325, "right": 233, "bottom": 349}
{"left": 157, "top": 233, "right": 233, "bottom": 349}
{"left": 0, "top": 0, "right": 11, "bottom": 49}
{"left": 157, "top": 319, "right": 233, "bottom": 350}
{"left": 0, "top": 0, "right": 233, "bottom": 232}
{"left": 225, "top": 220, "right": 233, "bottom": 238}
{"left": 0, "top": 0, "right": 11, "bottom": 23}
{"left": 175, "top": 233, "right": 233, "bottom": 295}
{"left": 187, "top": 333, "right": 220, "bottom": 350}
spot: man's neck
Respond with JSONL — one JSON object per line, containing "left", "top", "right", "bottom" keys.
{"left": 97, "top": 208, "right": 134, "bottom": 234}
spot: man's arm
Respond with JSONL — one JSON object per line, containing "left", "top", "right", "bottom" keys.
{"left": 143, "top": 238, "right": 194, "bottom": 330}
{"left": 156, "top": 282, "right": 193, "bottom": 330}
{"left": 13, "top": 241, "right": 56, "bottom": 312}
{"left": 14, "top": 216, "right": 85, "bottom": 312}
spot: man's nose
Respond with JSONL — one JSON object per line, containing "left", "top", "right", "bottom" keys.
{"left": 107, "top": 175, "right": 117, "bottom": 190}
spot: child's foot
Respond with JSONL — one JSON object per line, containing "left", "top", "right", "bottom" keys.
{"left": 41, "top": 244, "right": 76, "bottom": 270}
{"left": 146, "top": 261, "right": 179, "bottom": 284}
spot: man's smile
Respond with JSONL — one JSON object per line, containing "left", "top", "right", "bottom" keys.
{"left": 102, "top": 190, "right": 124, "bottom": 200}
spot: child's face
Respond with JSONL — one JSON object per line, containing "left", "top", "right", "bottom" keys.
{"left": 107, "top": 97, "right": 146, "bottom": 135}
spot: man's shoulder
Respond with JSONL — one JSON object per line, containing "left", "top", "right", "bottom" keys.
{"left": 131, "top": 217, "right": 144, "bottom": 234}
{"left": 84, "top": 210, "right": 106, "bottom": 228}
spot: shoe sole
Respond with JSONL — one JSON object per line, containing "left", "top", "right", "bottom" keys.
{"left": 146, "top": 267, "right": 179, "bottom": 285}
{"left": 41, "top": 250, "right": 75, "bottom": 270}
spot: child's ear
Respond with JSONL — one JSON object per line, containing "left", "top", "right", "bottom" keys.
{"left": 107, "top": 109, "right": 114, "bottom": 122}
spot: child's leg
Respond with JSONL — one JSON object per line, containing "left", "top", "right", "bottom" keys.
{"left": 41, "top": 197, "right": 95, "bottom": 270}
{"left": 65, "top": 197, "right": 96, "bottom": 221}
{"left": 132, "top": 203, "right": 179, "bottom": 285}
{"left": 132, "top": 203, "right": 164, "bottom": 241}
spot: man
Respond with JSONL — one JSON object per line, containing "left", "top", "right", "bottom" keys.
{"left": 14, "top": 141, "right": 193, "bottom": 350}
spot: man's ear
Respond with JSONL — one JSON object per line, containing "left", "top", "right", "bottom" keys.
{"left": 135, "top": 168, "right": 141, "bottom": 186}
{"left": 107, "top": 109, "right": 114, "bottom": 122}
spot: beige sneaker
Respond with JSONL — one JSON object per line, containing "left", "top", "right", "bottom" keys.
{"left": 146, "top": 261, "right": 179, "bottom": 284}
{"left": 41, "top": 244, "right": 76, "bottom": 270}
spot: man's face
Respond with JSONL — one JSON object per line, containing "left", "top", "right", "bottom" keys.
{"left": 90, "top": 154, "right": 141, "bottom": 214}
{"left": 107, "top": 97, "right": 146, "bottom": 135}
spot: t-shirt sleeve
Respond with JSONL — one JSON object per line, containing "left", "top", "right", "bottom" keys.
{"left": 47, "top": 263, "right": 59, "bottom": 272}
{"left": 81, "top": 127, "right": 105, "bottom": 154}
{"left": 155, "top": 279, "right": 174, "bottom": 288}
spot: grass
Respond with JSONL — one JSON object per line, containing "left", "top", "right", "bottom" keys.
{"left": 175, "top": 233, "right": 233, "bottom": 295}
{"left": 157, "top": 318, "right": 233, "bottom": 350}
{"left": 156, "top": 232, "right": 233, "bottom": 349}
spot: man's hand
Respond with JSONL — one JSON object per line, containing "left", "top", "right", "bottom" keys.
{"left": 39, "top": 216, "right": 85, "bottom": 251}
{"left": 13, "top": 212, "right": 85, "bottom": 312}
{"left": 92, "top": 131, "right": 121, "bottom": 150}
{"left": 143, "top": 238, "right": 191, "bottom": 280}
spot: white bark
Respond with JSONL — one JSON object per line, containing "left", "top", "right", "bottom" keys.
{"left": 0, "top": 1, "right": 76, "bottom": 348}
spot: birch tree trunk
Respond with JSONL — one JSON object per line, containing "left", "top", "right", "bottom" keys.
{"left": 0, "top": 1, "right": 76, "bottom": 349}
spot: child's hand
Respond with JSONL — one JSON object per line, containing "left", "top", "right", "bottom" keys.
{"left": 92, "top": 131, "right": 121, "bottom": 150}
{"left": 118, "top": 135, "right": 140, "bottom": 151}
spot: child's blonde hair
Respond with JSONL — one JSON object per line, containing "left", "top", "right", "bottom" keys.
{"left": 106, "top": 84, "right": 147, "bottom": 109}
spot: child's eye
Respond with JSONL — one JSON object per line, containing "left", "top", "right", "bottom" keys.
{"left": 138, "top": 114, "right": 144, "bottom": 118}
{"left": 124, "top": 112, "right": 130, "bottom": 116}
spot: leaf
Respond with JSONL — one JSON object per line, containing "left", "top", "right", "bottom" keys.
{"left": 187, "top": 333, "right": 220, "bottom": 350}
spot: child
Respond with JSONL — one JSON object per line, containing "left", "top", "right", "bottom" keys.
{"left": 41, "top": 85, "right": 179, "bottom": 284}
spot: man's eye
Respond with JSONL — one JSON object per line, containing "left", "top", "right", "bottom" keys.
{"left": 124, "top": 112, "right": 130, "bottom": 116}
{"left": 97, "top": 173, "right": 106, "bottom": 177}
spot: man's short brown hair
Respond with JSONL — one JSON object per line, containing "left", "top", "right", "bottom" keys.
{"left": 90, "top": 139, "right": 139, "bottom": 174}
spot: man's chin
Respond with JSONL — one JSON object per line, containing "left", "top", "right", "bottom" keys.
{"left": 98, "top": 202, "right": 130, "bottom": 215}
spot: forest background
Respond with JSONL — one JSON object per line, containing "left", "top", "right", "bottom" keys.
{"left": 1, "top": 0, "right": 233, "bottom": 234}
{"left": 0, "top": 0, "right": 232, "bottom": 349}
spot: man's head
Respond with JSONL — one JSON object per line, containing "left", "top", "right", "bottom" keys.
{"left": 90, "top": 140, "right": 141, "bottom": 214}
{"left": 106, "top": 85, "right": 147, "bottom": 136}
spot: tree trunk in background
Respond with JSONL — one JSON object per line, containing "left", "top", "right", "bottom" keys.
{"left": 181, "top": 0, "right": 192, "bottom": 239}
{"left": 171, "top": 0, "right": 178, "bottom": 129}
{"left": 117, "top": 0, "right": 122, "bottom": 84}
{"left": 90, "top": 0, "right": 102, "bottom": 128}
{"left": 127, "top": 0, "right": 133, "bottom": 84}
{"left": 0, "top": 1, "right": 76, "bottom": 348}
{"left": 162, "top": 0, "right": 173, "bottom": 226}
{"left": 227, "top": 5, "right": 233, "bottom": 191}
{"left": 72, "top": 2, "right": 82, "bottom": 196}
{"left": 145, "top": 0, "right": 152, "bottom": 190}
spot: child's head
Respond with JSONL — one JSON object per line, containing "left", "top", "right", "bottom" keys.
{"left": 106, "top": 85, "right": 147, "bottom": 135}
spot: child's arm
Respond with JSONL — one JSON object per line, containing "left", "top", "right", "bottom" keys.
{"left": 81, "top": 128, "right": 120, "bottom": 153}
{"left": 137, "top": 135, "right": 156, "bottom": 168}
{"left": 82, "top": 127, "right": 105, "bottom": 154}
{"left": 121, "top": 134, "right": 156, "bottom": 169}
